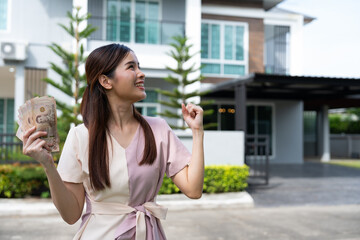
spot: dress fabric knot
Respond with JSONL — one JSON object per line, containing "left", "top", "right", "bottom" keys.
{"left": 115, "top": 202, "right": 168, "bottom": 240}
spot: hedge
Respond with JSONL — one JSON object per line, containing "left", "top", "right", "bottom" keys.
{"left": 0, "top": 163, "right": 50, "bottom": 198}
{"left": 0, "top": 164, "right": 249, "bottom": 198}
{"left": 159, "top": 165, "right": 249, "bottom": 194}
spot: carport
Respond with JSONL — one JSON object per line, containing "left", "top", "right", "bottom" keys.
{"left": 204, "top": 73, "right": 360, "bottom": 162}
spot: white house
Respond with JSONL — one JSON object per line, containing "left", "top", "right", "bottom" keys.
{"left": 1, "top": 0, "right": 360, "bottom": 168}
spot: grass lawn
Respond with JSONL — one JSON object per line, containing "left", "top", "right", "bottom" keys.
{"left": 327, "top": 160, "right": 360, "bottom": 169}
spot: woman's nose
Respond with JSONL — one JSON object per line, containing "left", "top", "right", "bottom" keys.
{"left": 137, "top": 70, "right": 145, "bottom": 79}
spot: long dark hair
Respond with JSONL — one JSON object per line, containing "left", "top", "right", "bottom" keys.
{"left": 80, "top": 44, "right": 157, "bottom": 191}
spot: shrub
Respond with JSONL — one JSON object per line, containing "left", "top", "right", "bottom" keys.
{"left": 0, "top": 164, "right": 49, "bottom": 198}
{"left": 158, "top": 165, "right": 249, "bottom": 194}
{"left": 0, "top": 164, "right": 249, "bottom": 198}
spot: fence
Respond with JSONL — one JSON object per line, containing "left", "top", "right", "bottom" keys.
{"left": 245, "top": 134, "right": 270, "bottom": 185}
{"left": 0, "top": 133, "right": 36, "bottom": 164}
{"left": 330, "top": 134, "right": 360, "bottom": 159}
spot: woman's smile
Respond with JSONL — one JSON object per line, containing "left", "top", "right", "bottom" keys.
{"left": 135, "top": 80, "right": 145, "bottom": 91}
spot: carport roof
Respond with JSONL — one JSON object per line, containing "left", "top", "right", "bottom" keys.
{"left": 204, "top": 73, "right": 360, "bottom": 110}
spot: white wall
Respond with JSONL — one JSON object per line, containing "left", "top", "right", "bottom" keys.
{"left": 0, "top": 0, "right": 73, "bottom": 120}
{"left": 176, "top": 130, "right": 245, "bottom": 166}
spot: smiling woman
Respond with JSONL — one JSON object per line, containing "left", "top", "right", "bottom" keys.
{"left": 22, "top": 43, "right": 205, "bottom": 240}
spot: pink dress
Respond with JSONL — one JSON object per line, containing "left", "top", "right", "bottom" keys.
{"left": 57, "top": 117, "right": 191, "bottom": 240}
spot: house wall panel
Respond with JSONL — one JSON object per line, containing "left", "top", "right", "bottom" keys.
{"left": 274, "top": 100, "right": 303, "bottom": 163}
{"left": 177, "top": 130, "right": 245, "bottom": 165}
{"left": 0, "top": 66, "right": 15, "bottom": 98}
{"left": 202, "top": 14, "right": 264, "bottom": 75}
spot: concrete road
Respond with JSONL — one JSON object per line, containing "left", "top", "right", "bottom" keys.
{"left": 1, "top": 205, "right": 359, "bottom": 240}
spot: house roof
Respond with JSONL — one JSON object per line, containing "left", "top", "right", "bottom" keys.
{"left": 204, "top": 73, "right": 360, "bottom": 110}
{"left": 202, "top": 0, "right": 283, "bottom": 11}
{"left": 270, "top": 7, "right": 316, "bottom": 25}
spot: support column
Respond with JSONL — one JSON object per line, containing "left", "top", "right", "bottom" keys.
{"left": 235, "top": 83, "right": 247, "bottom": 132}
{"left": 184, "top": 0, "right": 201, "bottom": 104}
{"left": 318, "top": 105, "right": 330, "bottom": 162}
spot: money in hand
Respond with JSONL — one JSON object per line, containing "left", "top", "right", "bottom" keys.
{"left": 16, "top": 96, "right": 60, "bottom": 152}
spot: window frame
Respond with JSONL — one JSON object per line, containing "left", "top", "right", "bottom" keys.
{"left": 104, "top": 0, "right": 162, "bottom": 44}
{"left": 0, "top": 98, "right": 15, "bottom": 134}
{"left": 0, "top": 0, "right": 10, "bottom": 32}
{"left": 264, "top": 24, "right": 291, "bottom": 75}
{"left": 246, "top": 101, "right": 276, "bottom": 158}
{"left": 201, "top": 19, "right": 249, "bottom": 77}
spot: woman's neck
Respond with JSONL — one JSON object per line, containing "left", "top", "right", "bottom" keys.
{"left": 108, "top": 103, "right": 136, "bottom": 130}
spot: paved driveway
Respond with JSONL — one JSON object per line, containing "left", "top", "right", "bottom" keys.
{"left": 247, "top": 162, "right": 360, "bottom": 207}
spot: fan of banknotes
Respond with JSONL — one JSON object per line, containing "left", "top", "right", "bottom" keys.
{"left": 16, "top": 96, "right": 60, "bottom": 152}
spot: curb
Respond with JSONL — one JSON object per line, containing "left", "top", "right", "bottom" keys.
{"left": 157, "top": 192, "right": 254, "bottom": 210}
{"left": 0, "top": 192, "right": 254, "bottom": 216}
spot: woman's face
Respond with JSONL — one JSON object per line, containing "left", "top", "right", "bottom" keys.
{"left": 108, "top": 51, "right": 146, "bottom": 103}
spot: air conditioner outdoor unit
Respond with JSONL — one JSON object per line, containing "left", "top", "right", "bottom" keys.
{"left": 0, "top": 42, "right": 27, "bottom": 61}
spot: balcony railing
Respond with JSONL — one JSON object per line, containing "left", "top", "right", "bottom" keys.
{"left": 88, "top": 17, "right": 185, "bottom": 45}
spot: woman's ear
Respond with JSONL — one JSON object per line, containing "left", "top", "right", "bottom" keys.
{"left": 98, "top": 75, "right": 113, "bottom": 90}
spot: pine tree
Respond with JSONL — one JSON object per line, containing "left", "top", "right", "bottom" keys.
{"left": 155, "top": 36, "right": 217, "bottom": 130}
{"left": 42, "top": 7, "right": 97, "bottom": 142}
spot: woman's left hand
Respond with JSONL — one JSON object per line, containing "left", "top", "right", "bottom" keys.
{"left": 182, "top": 103, "right": 203, "bottom": 131}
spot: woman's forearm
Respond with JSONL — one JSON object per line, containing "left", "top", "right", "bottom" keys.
{"left": 187, "top": 129, "right": 205, "bottom": 198}
{"left": 42, "top": 161, "right": 84, "bottom": 224}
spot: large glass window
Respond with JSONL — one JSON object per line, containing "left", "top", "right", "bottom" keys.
{"left": 264, "top": 25, "right": 290, "bottom": 74}
{"left": 201, "top": 20, "right": 248, "bottom": 76}
{"left": 0, "top": 0, "right": 8, "bottom": 30}
{"left": 135, "top": 90, "right": 159, "bottom": 117}
{"left": 203, "top": 103, "right": 273, "bottom": 154}
{"left": 247, "top": 105, "right": 273, "bottom": 155}
{"left": 203, "top": 104, "right": 236, "bottom": 131}
{"left": 107, "top": 0, "right": 159, "bottom": 44}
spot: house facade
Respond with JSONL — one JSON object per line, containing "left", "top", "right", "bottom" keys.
{"left": 3, "top": 0, "right": 352, "bottom": 165}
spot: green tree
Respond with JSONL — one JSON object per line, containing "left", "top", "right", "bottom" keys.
{"left": 42, "top": 7, "right": 97, "bottom": 142}
{"left": 329, "top": 112, "right": 360, "bottom": 134}
{"left": 155, "top": 36, "right": 217, "bottom": 130}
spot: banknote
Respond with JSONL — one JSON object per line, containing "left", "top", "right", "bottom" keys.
{"left": 16, "top": 96, "right": 59, "bottom": 152}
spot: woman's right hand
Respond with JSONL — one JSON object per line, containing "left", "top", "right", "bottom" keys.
{"left": 23, "top": 126, "right": 53, "bottom": 167}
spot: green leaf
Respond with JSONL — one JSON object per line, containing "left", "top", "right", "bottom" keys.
{"left": 157, "top": 110, "right": 182, "bottom": 119}
{"left": 58, "top": 23, "right": 75, "bottom": 37}
{"left": 79, "top": 25, "right": 98, "bottom": 39}
{"left": 42, "top": 78, "right": 73, "bottom": 97}
{"left": 48, "top": 43, "right": 73, "bottom": 62}
{"left": 163, "top": 75, "right": 180, "bottom": 85}
{"left": 157, "top": 100, "right": 181, "bottom": 109}
{"left": 203, "top": 122, "right": 218, "bottom": 130}
{"left": 199, "top": 99, "right": 215, "bottom": 106}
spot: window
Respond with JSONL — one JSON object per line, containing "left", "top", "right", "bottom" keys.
{"left": 0, "top": 0, "right": 8, "bottom": 31}
{"left": 107, "top": 0, "right": 160, "bottom": 44}
{"left": 203, "top": 104, "right": 236, "bottom": 131}
{"left": 247, "top": 105, "right": 273, "bottom": 155}
{"left": 264, "top": 25, "right": 290, "bottom": 75}
{"left": 0, "top": 98, "right": 15, "bottom": 143}
{"left": 25, "top": 68, "right": 47, "bottom": 101}
{"left": 135, "top": 90, "right": 159, "bottom": 117}
{"left": 203, "top": 103, "right": 273, "bottom": 155}
{"left": 201, "top": 20, "right": 248, "bottom": 77}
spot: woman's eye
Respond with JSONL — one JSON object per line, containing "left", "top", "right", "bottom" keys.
{"left": 128, "top": 65, "right": 134, "bottom": 69}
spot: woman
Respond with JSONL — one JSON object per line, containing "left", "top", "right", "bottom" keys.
{"left": 22, "top": 43, "right": 204, "bottom": 240}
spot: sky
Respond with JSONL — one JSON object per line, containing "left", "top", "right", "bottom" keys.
{"left": 278, "top": 0, "right": 360, "bottom": 78}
